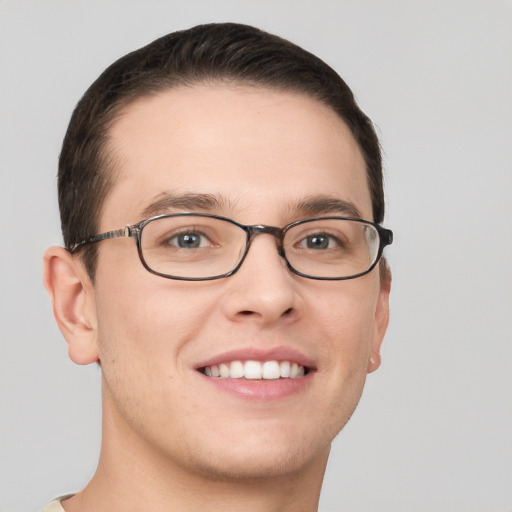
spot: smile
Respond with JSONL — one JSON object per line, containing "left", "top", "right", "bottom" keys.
{"left": 200, "top": 360, "right": 307, "bottom": 380}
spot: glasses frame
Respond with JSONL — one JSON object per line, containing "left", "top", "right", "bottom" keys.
{"left": 71, "top": 213, "right": 393, "bottom": 281}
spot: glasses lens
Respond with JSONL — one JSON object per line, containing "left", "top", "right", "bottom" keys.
{"left": 140, "top": 216, "right": 247, "bottom": 279}
{"left": 284, "top": 219, "right": 380, "bottom": 278}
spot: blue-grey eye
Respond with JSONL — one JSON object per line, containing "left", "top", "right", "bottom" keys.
{"left": 300, "top": 233, "right": 342, "bottom": 250}
{"left": 306, "top": 235, "right": 330, "bottom": 249}
{"left": 171, "top": 232, "right": 207, "bottom": 248}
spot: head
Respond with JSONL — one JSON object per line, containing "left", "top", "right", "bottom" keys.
{"left": 45, "top": 23, "right": 391, "bottom": 487}
{"left": 58, "top": 22, "right": 386, "bottom": 282}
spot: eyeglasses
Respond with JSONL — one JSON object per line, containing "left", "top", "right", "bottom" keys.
{"left": 71, "top": 213, "right": 393, "bottom": 281}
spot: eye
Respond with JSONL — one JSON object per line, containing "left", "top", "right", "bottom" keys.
{"left": 299, "top": 233, "right": 341, "bottom": 250}
{"left": 168, "top": 231, "right": 211, "bottom": 249}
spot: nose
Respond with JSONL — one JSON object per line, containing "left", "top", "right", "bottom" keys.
{"left": 221, "top": 234, "right": 301, "bottom": 325}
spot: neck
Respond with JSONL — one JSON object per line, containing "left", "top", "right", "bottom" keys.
{"left": 62, "top": 386, "right": 330, "bottom": 512}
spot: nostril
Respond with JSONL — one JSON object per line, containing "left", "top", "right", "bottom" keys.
{"left": 284, "top": 308, "right": 293, "bottom": 315}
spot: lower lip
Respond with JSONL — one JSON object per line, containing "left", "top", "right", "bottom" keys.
{"left": 198, "top": 372, "right": 314, "bottom": 400}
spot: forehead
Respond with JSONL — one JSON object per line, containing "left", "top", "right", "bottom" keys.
{"left": 102, "top": 85, "right": 371, "bottom": 228}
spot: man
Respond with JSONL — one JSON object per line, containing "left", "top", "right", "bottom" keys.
{"left": 43, "top": 22, "right": 392, "bottom": 512}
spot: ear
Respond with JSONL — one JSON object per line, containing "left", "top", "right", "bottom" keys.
{"left": 367, "top": 270, "right": 391, "bottom": 374}
{"left": 43, "top": 246, "right": 99, "bottom": 365}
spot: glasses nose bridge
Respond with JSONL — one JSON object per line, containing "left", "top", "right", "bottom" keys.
{"left": 246, "top": 224, "right": 286, "bottom": 256}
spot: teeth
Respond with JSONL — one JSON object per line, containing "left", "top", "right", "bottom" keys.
{"left": 280, "top": 361, "right": 291, "bottom": 378}
{"left": 244, "top": 360, "right": 262, "bottom": 379}
{"left": 290, "top": 362, "right": 304, "bottom": 378}
{"left": 219, "top": 363, "right": 230, "bottom": 378}
{"left": 229, "top": 360, "right": 244, "bottom": 378}
{"left": 262, "top": 361, "right": 280, "bottom": 379}
{"left": 202, "top": 360, "right": 307, "bottom": 380}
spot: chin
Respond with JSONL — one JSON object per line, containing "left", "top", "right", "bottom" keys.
{"left": 177, "top": 421, "right": 333, "bottom": 483}
{"left": 171, "top": 387, "right": 364, "bottom": 483}
{"left": 191, "top": 444, "right": 329, "bottom": 483}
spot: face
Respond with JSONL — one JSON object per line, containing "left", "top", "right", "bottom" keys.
{"left": 87, "top": 85, "right": 389, "bottom": 480}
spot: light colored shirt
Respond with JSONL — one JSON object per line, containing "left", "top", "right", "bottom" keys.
{"left": 41, "top": 495, "right": 73, "bottom": 512}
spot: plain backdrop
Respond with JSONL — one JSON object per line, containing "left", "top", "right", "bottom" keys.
{"left": 1, "top": 1, "right": 511, "bottom": 511}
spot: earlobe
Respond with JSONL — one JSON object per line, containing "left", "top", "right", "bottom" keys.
{"left": 43, "top": 247, "right": 99, "bottom": 365}
{"left": 368, "top": 271, "right": 391, "bottom": 374}
{"left": 367, "top": 354, "right": 381, "bottom": 373}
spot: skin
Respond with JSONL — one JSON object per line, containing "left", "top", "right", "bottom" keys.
{"left": 44, "top": 85, "right": 390, "bottom": 512}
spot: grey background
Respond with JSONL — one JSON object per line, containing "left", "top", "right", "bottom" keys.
{"left": 1, "top": 1, "right": 511, "bottom": 511}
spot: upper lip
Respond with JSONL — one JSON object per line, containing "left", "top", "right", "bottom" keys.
{"left": 195, "top": 346, "right": 316, "bottom": 371}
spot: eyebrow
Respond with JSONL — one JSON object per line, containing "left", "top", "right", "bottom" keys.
{"left": 291, "top": 195, "right": 363, "bottom": 219}
{"left": 139, "top": 192, "right": 363, "bottom": 221}
{"left": 139, "top": 192, "right": 233, "bottom": 219}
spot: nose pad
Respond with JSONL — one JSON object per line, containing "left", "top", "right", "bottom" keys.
{"left": 222, "top": 235, "right": 300, "bottom": 324}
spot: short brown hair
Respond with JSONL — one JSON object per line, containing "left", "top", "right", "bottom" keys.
{"left": 59, "top": 23, "right": 385, "bottom": 280}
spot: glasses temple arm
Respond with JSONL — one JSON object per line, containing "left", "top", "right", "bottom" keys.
{"left": 70, "top": 226, "right": 135, "bottom": 252}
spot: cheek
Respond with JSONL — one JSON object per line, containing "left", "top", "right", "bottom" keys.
{"left": 92, "top": 269, "right": 219, "bottom": 398}
{"left": 311, "top": 277, "right": 379, "bottom": 356}
{"left": 307, "top": 278, "right": 379, "bottom": 416}
{"left": 95, "top": 282, "right": 214, "bottom": 361}
{"left": 93, "top": 280, "right": 221, "bottom": 435}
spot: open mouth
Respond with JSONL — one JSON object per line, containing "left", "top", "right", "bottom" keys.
{"left": 199, "top": 360, "right": 310, "bottom": 380}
